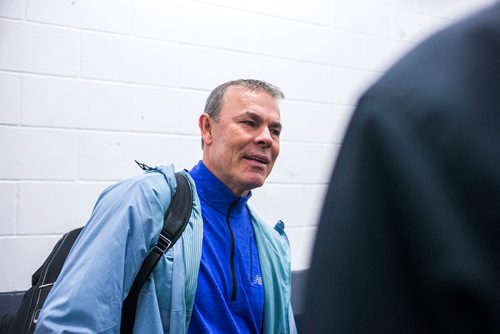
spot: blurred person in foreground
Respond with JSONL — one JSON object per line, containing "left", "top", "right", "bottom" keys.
{"left": 35, "top": 79, "right": 297, "bottom": 333}
{"left": 304, "top": 3, "right": 500, "bottom": 333}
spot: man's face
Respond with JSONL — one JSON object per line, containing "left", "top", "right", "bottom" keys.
{"left": 200, "top": 86, "right": 281, "bottom": 196}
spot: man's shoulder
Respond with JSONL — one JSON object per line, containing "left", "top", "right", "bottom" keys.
{"left": 99, "top": 165, "right": 176, "bottom": 205}
{"left": 355, "top": 3, "right": 500, "bottom": 134}
{"left": 369, "top": 3, "right": 500, "bottom": 101}
{"left": 248, "top": 207, "right": 289, "bottom": 245}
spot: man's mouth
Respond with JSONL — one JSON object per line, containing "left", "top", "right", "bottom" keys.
{"left": 244, "top": 155, "right": 270, "bottom": 165}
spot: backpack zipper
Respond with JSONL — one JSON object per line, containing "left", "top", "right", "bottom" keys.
{"left": 27, "top": 232, "right": 72, "bottom": 333}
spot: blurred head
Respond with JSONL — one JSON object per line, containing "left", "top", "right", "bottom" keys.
{"left": 199, "top": 79, "right": 284, "bottom": 196}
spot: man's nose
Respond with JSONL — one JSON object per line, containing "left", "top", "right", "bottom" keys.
{"left": 256, "top": 127, "right": 273, "bottom": 148}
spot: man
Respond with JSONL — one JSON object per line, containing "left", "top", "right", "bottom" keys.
{"left": 35, "top": 79, "right": 296, "bottom": 333}
{"left": 304, "top": 3, "right": 500, "bottom": 334}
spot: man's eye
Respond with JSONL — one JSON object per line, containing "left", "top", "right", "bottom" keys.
{"left": 242, "top": 120, "right": 255, "bottom": 126}
{"left": 272, "top": 129, "right": 281, "bottom": 137}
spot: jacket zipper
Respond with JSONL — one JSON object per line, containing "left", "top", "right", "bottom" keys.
{"left": 226, "top": 199, "right": 239, "bottom": 301}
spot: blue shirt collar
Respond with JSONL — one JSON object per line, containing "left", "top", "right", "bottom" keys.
{"left": 189, "top": 161, "right": 251, "bottom": 215}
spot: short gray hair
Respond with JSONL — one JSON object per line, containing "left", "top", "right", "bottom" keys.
{"left": 204, "top": 79, "right": 284, "bottom": 122}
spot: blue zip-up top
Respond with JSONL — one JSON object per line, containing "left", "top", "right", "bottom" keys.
{"left": 188, "top": 161, "right": 264, "bottom": 333}
{"left": 34, "top": 164, "right": 296, "bottom": 333}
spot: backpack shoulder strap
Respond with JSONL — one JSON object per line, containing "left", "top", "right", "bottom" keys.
{"left": 120, "top": 171, "right": 193, "bottom": 333}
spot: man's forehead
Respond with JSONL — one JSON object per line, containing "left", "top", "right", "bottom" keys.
{"left": 224, "top": 87, "right": 279, "bottom": 109}
{"left": 216, "top": 86, "right": 280, "bottom": 124}
{"left": 225, "top": 85, "right": 275, "bottom": 101}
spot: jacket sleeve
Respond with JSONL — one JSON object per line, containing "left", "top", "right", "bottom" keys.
{"left": 34, "top": 170, "right": 174, "bottom": 334}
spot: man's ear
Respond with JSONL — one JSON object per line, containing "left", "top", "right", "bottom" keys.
{"left": 199, "top": 113, "right": 213, "bottom": 146}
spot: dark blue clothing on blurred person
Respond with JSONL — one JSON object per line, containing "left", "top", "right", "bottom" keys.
{"left": 304, "top": 3, "right": 500, "bottom": 333}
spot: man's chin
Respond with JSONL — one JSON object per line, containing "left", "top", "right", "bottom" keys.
{"left": 237, "top": 174, "right": 264, "bottom": 190}
{"left": 244, "top": 179, "right": 266, "bottom": 191}
{"left": 236, "top": 169, "right": 271, "bottom": 192}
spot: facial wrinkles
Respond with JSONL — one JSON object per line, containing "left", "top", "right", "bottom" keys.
{"left": 204, "top": 88, "right": 281, "bottom": 195}
{"left": 246, "top": 100, "right": 279, "bottom": 164}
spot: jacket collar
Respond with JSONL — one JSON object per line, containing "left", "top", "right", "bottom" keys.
{"left": 189, "top": 160, "right": 251, "bottom": 216}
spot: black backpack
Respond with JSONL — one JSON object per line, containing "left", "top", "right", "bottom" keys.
{"left": 5, "top": 169, "right": 193, "bottom": 334}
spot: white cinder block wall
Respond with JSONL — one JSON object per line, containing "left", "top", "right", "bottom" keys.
{"left": 0, "top": 0, "right": 494, "bottom": 292}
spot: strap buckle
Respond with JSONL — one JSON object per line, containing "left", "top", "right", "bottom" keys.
{"left": 154, "top": 233, "right": 172, "bottom": 253}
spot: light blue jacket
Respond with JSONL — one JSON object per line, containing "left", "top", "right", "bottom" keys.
{"left": 35, "top": 165, "right": 296, "bottom": 333}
